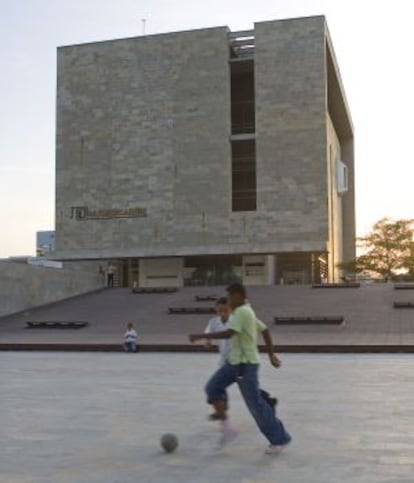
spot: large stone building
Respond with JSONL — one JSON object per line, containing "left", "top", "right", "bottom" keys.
{"left": 54, "top": 15, "right": 355, "bottom": 287}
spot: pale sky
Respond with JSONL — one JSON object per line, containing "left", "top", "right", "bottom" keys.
{"left": 1, "top": 0, "right": 413, "bottom": 258}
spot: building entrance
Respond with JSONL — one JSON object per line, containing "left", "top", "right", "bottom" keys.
{"left": 275, "top": 252, "right": 327, "bottom": 285}
{"left": 184, "top": 255, "right": 242, "bottom": 286}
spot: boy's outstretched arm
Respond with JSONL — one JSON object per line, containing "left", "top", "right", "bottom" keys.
{"left": 261, "top": 328, "right": 282, "bottom": 368}
{"left": 189, "top": 329, "right": 234, "bottom": 343}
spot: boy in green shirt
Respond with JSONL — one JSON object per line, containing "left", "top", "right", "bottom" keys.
{"left": 189, "top": 283, "right": 291, "bottom": 454}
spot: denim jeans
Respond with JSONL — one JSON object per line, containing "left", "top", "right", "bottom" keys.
{"left": 123, "top": 342, "right": 136, "bottom": 352}
{"left": 205, "top": 362, "right": 291, "bottom": 446}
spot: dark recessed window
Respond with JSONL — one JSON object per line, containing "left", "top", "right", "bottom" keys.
{"left": 232, "top": 140, "right": 256, "bottom": 212}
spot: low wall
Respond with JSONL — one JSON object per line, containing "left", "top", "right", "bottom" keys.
{"left": 0, "top": 260, "right": 105, "bottom": 318}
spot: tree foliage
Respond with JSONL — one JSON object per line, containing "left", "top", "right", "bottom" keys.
{"left": 339, "top": 218, "right": 414, "bottom": 280}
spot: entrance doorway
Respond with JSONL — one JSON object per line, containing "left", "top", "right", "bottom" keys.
{"left": 184, "top": 255, "right": 242, "bottom": 286}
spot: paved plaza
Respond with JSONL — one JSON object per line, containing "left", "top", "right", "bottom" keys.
{"left": 1, "top": 352, "right": 413, "bottom": 483}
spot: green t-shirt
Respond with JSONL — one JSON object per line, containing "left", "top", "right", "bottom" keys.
{"left": 228, "top": 304, "right": 267, "bottom": 365}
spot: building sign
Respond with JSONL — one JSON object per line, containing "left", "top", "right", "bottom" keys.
{"left": 70, "top": 206, "right": 147, "bottom": 220}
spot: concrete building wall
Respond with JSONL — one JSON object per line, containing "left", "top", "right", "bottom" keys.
{"left": 327, "top": 113, "right": 344, "bottom": 281}
{"left": 56, "top": 27, "right": 232, "bottom": 259}
{"left": 242, "top": 254, "right": 275, "bottom": 285}
{"left": 0, "top": 261, "right": 104, "bottom": 318}
{"left": 54, "top": 17, "right": 355, "bottom": 285}
{"left": 254, "top": 16, "right": 328, "bottom": 253}
{"left": 341, "top": 137, "right": 356, "bottom": 263}
{"left": 325, "top": 28, "right": 355, "bottom": 266}
{"left": 138, "top": 258, "right": 183, "bottom": 288}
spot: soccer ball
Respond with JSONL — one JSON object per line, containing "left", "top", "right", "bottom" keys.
{"left": 160, "top": 433, "right": 178, "bottom": 453}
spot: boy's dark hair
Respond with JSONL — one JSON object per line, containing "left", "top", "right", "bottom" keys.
{"left": 226, "top": 283, "right": 247, "bottom": 298}
{"left": 216, "top": 296, "right": 228, "bottom": 305}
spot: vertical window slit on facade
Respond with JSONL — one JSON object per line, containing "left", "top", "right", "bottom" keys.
{"left": 229, "top": 30, "right": 256, "bottom": 212}
{"left": 231, "top": 140, "right": 257, "bottom": 211}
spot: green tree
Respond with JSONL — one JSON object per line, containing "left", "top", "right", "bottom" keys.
{"left": 339, "top": 218, "right": 414, "bottom": 281}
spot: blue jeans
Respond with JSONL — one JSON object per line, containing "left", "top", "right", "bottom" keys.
{"left": 123, "top": 342, "right": 136, "bottom": 352}
{"left": 205, "top": 362, "right": 291, "bottom": 446}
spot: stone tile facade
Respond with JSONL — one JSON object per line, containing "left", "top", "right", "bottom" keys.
{"left": 54, "top": 16, "right": 354, "bottom": 282}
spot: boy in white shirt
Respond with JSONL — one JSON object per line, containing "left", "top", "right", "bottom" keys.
{"left": 204, "top": 297, "right": 232, "bottom": 366}
{"left": 204, "top": 297, "right": 232, "bottom": 419}
{"left": 123, "top": 322, "right": 138, "bottom": 352}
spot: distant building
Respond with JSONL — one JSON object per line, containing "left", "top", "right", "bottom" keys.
{"left": 36, "top": 231, "right": 55, "bottom": 256}
{"left": 54, "top": 15, "right": 355, "bottom": 287}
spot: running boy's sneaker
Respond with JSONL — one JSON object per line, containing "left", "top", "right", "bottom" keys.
{"left": 218, "top": 424, "right": 238, "bottom": 448}
{"left": 265, "top": 439, "right": 291, "bottom": 455}
{"left": 265, "top": 445, "right": 284, "bottom": 454}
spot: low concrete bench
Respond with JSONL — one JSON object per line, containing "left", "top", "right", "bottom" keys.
{"left": 274, "top": 316, "right": 344, "bottom": 325}
{"left": 26, "top": 321, "right": 89, "bottom": 329}
{"left": 394, "top": 283, "right": 414, "bottom": 290}
{"left": 195, "top": 295, "right": 218, "bottom": 302}
{"left": 393, "top": 301, "right": 414, "bottom": 308}
{"left": 132, "top": 287, "right": 178, "bottom": 294}
{"left": 312, "top": 283, "right": 360, "bottom": 289}
{"left": 168, "top": 307, "right": 215, "bottom": 315}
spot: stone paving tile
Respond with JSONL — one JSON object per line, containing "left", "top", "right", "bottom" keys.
{"left": 1, "top": 352, "right": 413, "bottom": 483}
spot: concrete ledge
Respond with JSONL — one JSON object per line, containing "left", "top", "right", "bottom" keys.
{"left": 25, "top": 321, "right": 89, "bottom": 329}
{"left": 274, "top": 316, "right": 344, "bottom": 325}
{"left": 132, "top": 287, "right": 178, "bottom": 294}
{"left": 393, "top": 301, "right": 414, "bottom": 308}
{"left": 394, "top": 283, "right": 414, "bottom": 290}
{"left": 195, "top": 295, "right": 219, "bottom": 301}
{"left": 168, "top": 307, "right": 215, "bottom": 314}
{"left": 312, "top": 283, "right": 360, "bottom": 288}
{"left": 0, "top": 343, "right": 413, "bottom": 353}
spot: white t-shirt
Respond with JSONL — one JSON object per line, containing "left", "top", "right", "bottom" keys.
{"left": 124, "top": 328, "right": 137, "bottom": 343}
{"left": 204, "top": 316, "right": 231, "bottom": 366}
